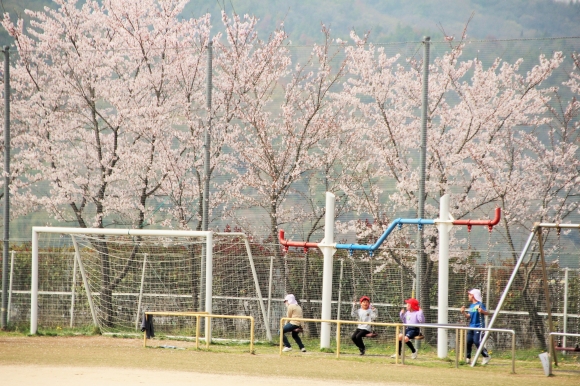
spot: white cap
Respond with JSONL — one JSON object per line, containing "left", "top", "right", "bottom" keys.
{"left": 284, "top": 294, "right": 298, "bottom": 305}
{"left": 468, "top": 289, "right": 482, "bottom": 302}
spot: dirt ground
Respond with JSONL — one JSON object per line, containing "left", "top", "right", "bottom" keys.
{"left": 1, "top": 335, "right": 579, "bottom": 386}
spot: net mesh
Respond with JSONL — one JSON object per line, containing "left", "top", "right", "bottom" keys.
{"left": 10, "top": 232, "right": 274, "bottom": 340}
{"left": 2, "top": 225, "right": 579, "bottom": 353}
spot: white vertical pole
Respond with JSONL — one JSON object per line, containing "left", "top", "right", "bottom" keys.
{"left": 485, "top": 265, "right": 492, "bottom": 328}
{"left": 135, "top": 253, "right": 148, "bottom": 330}
{"left": 320, "top": 192, "right": 336, "bottom": 349}
{"left": 205, "top": 231, "right": 213, "bottom": 340}
{"left": 69, "top": 250, "right": 78, "bottom": 328}
{"left": 267, "top": 256, "right": 273, "bottom": 328}
{"left": 437, "top": 194, "right": 452, "bottom": 358}
{"left": 563, "top": 267, "right": 569, "bottom": 349}
{"left": 244, "top": 238, "right": 272, "bottom": 340}
{"left": 31, "top": 230, "right": 38, "bottom": 334}
{"left": 337, "top": 259, "right": 344, "bottom": 321}
{"left": 7, "top": 250, "right": 14, "bottom": 324}
{"left": 473, "top": 229, "right": 537, "bottom": 365}
{"left": 71, "top": 236, "right": 98, "bottom": 327}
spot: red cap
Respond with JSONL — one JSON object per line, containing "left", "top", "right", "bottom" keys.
{"left": 405, "top": 298, "right": 420, "bottom": 311}
{"left": 359, "top": 296, "right": 370, "bottom": 303}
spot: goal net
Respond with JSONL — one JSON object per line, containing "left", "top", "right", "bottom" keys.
{"left": 30, "top": 227, "right": 271, "bottom": 340}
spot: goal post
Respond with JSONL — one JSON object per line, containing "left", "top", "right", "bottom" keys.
{"left": 30, "top": 227, "right": 271, "bottom": 341}
{"left": 31, "top": 227, "right": 213, "bottom": 334}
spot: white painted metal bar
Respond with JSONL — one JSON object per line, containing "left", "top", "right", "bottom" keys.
{"left": 563, "top": 268, "right": 569, "bottom": 349}
{"left": 267, "top": 256, "right": 273, "bottom": 330}
{"left": 204, "top": 231, "right": 213, "bottom": 341}
{"left": 31, "top": 230, "right": 38, "bottom": 334}
{"left": 320, "top": 192, "right": 336, "bottom": 349}
{"left": 135, "top": 253, "right": 148, "bottom": 330}
{"left": 472, "top": 228, "right": 537, "bottom": 365}
{"left": 71, "top": 235, "right": 98, "bottom": 328}
{"left": 437, "top": 194, "right": 452, "bottom": 358}
{"left": 69, "top": 250, "right": 78, "bottom": 327}
{"left": 7, "top": 250, "right": 14, "bottom": 324}
{"left": 31, "top": 226, "right": 211, "bottom": 237}
{"left": 243, "top": 237, "right": 272, "bottom": 341}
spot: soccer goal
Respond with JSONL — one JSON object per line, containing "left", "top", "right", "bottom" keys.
{"left": 30, "top": 227, "right": 272, "bottom": 340}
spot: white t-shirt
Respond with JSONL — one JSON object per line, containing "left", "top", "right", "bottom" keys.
{"left": 351, "top": 306, "right": 378, "bottom": 331}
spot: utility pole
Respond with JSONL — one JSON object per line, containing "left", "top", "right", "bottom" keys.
{"left": 200, "top": 41, "right": 212, "bottom": 313}
{"left": 2, "top": 46, "right": 11, "bottom": 329}
{"left": 415, "top": 37, "right": 430, "bottom": 305}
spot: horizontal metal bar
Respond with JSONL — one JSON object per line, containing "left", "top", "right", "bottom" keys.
{"left": 32, "top": 226, "right": 211, "bottom": 237}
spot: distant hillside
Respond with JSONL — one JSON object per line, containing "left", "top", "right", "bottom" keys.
{"left": 2, "top": 0, "right": 580, "bottom": 45}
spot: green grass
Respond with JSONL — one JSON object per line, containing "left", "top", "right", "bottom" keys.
{"left": 1, "top": 331, "right": 580, "bottom": 386}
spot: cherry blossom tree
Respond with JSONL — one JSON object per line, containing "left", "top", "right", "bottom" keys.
{"left": 1, "top": 1, "right": 578, "bottom": 340}
{"left": 340, "top": 31, "right": 578, "bottom": 344}
{"left": 2, "top": 0, "right": 212, "bottom": 324}
{"left": 218, "top": 22, "right": 355, "bottom": 299}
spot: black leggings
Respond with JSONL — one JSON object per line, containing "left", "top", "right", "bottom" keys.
{"left": 351, "top": 328, "right": 369, "bottom": 350}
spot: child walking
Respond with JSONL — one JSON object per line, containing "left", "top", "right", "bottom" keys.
{"left": 460, "top": 288, "right": 491, "bottom": 365}
{"left": 351, "top": 295, "right": 378, "bottom": 355}
{"left": 392, "top": 298, "right": 424, "bottom": 359}
{"left": 282, "top": 294, "right": 306, "bottom": 352}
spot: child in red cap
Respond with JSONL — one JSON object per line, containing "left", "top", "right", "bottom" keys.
{"left": 351, "top": 295, "right": 377, "bottom": 355}
{"left": 391, "top": 298, "right": 424, "bottom": 359}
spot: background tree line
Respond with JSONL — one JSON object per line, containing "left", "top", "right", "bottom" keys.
{"left": 0, "top": 0, "right": 579, "bottom": 338}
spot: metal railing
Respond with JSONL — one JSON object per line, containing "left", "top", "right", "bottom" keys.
{"left": 280, "top": 317, "right": 516, "bottom": 373}
{"left": 144, "top": 311, "right": 255, "bottom": 353}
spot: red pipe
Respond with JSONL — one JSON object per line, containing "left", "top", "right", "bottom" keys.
{"left": 452, "top": 208, "right": 501, "bottom": 231}
{"left": 278, "top": 229, "right": 319, "bottom": 251}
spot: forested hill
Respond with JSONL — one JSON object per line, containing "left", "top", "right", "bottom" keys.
{"left": 2, "top": 0, "right": 580, "bottom": 45}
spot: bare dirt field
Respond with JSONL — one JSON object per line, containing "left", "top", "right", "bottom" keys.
{"left": 1, "top": 335, "right": 579, "bottom": 386}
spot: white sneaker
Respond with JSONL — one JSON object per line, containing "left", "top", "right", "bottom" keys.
{"left": 411, "top": 352, "right": 418, "bottom": 359}
{"left": 300, "top": 348, "right": 306, "bottom": 352}
{"left": 465, "top": 358, "right": 470, "bottom": 364}
{"left": 482, "top": 356, "right": 491, "bottom": 365}
{"left": 390, "top": 353, "right": 398, "bottom": 358}
{"left": 282, "top": 347, "right": 292, "bottom": 352}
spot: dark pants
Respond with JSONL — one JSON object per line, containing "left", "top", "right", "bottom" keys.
{"left": 352, "top": 328, "right": 369, "bottom": 352}
{"left": 398, "top": 327, "right": 420, "bottom": 354}
{"left": 283, "top": 323, "right": 304, "bottom": 349}
{"left": 466, "top": 330, "right": 489, "bottom": 359}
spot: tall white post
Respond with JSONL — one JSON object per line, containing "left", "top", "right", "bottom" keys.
{"left": 320, "top": 192, "right": 336, "bottom": 348}
{"left": 31, "top": 230, "right": 38, "bottom": 334}
{"left": 8, "top": 250, "right": 15, "bottom": 324}
{"left": 437, "top": 194, "right": 452, "bottom": 358}
{"left": 205, "top": 231, "right": 213, "bottom": 340}
{"left": 135, "top": 253, "right": 148, "bottom": 330}
{"left": 69, "top": 250, "right": 78, "bottom": 328}
{"left": 563, "top": 267, "right": 569, "bottom": 349}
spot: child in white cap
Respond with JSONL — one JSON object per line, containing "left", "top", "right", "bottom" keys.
{"left": 282, "top": 294, "right": 306, "bottom": 352}
{"left": 460, "top": 288, "right": 491, "bottom": 365}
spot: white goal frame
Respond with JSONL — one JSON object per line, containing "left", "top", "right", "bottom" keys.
{"left": 30, "top": 227, "right": 271, "bottom": 341}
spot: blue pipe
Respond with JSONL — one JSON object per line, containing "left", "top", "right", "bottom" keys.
{"left": 335, "top": 218, "right": 435, "bottom": 252}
